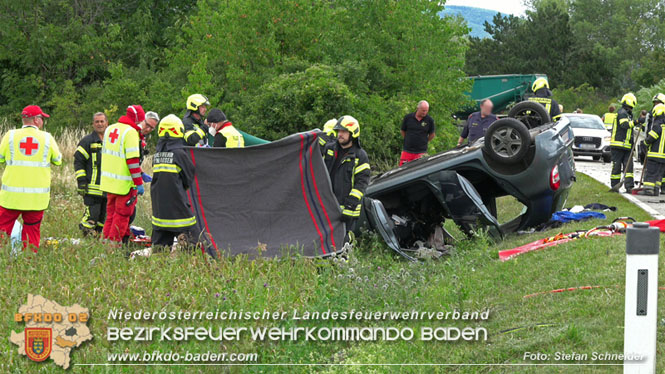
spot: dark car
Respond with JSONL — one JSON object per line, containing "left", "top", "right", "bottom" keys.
{"left": 357, "top": 102, "right": 576, "bottom": 259}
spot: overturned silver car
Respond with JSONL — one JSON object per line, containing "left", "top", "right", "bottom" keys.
{"left": 357, "top": 102, "right": 576, "bottom": 259}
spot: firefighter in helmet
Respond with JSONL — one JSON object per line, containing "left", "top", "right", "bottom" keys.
{"left": 528, "top": 77, "right": 561, "bottom": 121}
{"left": 639, "top": 103, "right": 665, "bottom": 195}
{"left": 318, "top": 118, "right": 338, "bottom": 153}
{"left": 150, "top": 114, "right": 199, "bottom": 249}
{"left": 322, "top": 116, "right": 371, "bottom": 230}
{"left": 609, "top": 93, "right": 637, "bottom": 192}
{"left": 183, "top": 94, "right": 211, "bottom": 147}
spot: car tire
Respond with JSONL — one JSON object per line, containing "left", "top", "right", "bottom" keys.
{"left": 592, "top": 155, "right": 601, "bottom": 161}
{"left": 508, "top": 101, "right": 551, "bottom": 129}
{"left": 603, "top": 154, "right": 611, "bottom": 163}
{"left": 484, "top": 118, "right": 532, "bottom": 164}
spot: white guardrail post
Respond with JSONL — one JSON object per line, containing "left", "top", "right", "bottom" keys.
{"left": 624, "top": 222, "right": 659, "bottom": 373}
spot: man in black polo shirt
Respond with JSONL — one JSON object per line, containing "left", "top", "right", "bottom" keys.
{"left": 400, "top": 100, "right": 435, "bottom": 166}
{"left": 457, "top": 99, "right": 497, "bottom": 146}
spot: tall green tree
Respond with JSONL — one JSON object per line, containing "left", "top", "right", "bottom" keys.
{"left": 168, "top": 0, "right": 471, "bottom": 160}
{"left": 0, "top": 0, "right": 471, "bottom": 164}
{"left": 0, "top": 0, "right": 194, "bottom": 124}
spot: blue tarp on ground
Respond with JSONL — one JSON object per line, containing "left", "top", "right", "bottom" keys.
{"left": 551, "top": 211, "right": 606, "bottom": 223}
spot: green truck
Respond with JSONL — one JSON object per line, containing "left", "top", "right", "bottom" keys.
{"left": 457, "top": 74, "right": 547, "bottom": 118}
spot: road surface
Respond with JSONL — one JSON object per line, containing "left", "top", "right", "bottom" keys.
{"left": 574, "top": 156, "right": 665, "bottom": 219}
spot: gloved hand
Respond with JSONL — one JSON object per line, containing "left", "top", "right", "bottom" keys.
{"left": 208, "top": 126, "right": 217, "bottom": 136}
{"left": 141, "top": 172, "right": 152, "bottom": 183}
{"left": 344, "top": 196, "right": 360, "bottom": 211}
{"left": 77, "top": 183, "right": 87, "bottom": 197}
{"left": 136, "top": 184, "right": 145, "bottom": 195}
{"left": 341, "top": 199, "right": 359, "bottom": 223}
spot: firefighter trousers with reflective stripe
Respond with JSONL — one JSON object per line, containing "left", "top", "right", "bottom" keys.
{"left": 80, "top": 196, "right": 106, "bottom": 234}
{"left": 0, "top": 206, "right": 43, "bottom": 252}
{"left": 643, "top": 159, "right": 665, "bottom": 191}
{"left": 610, "top": 148, "right": 634, "bottom": 189}
{"left": 103, "top": 190, "right": 137, "bottom": 242}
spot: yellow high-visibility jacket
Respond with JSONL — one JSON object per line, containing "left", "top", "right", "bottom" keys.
{"left": 0, "top": 125, "right": 62, "bottom": 210}
{"left": 602, "top": 112, "right": 617, "bottom": 131}
{"left": 100, "top": 122, "right": 141, "bottom": 195}
{"left": 213, "top": 123, "right": 245, "bottom": 148}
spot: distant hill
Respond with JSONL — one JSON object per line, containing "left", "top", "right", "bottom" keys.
{"left": 439, "top": 5, "right": 502, "bottom": 39}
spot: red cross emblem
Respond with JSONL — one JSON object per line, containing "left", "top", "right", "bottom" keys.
{"left": 19, "top": 137, "right": 39, "bottom": 156}
{"left": 108, "top": 128, "right": 119, "bottom": 144}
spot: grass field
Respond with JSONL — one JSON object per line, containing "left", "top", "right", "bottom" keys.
{"left": 1, "top": 131, "right": 664, "bottom": 373}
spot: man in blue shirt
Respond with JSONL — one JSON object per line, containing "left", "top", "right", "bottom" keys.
{"left": 457, "top": 99, "right": 497, "bottom": 146}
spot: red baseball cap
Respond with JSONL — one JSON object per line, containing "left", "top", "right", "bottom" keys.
{"left": 21, "top": 105, "right": 50, "bottom": 118}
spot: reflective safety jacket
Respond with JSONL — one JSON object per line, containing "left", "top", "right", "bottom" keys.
{"left": 645, "top": 114, "right": 665, "bottom": 162}
{"left": 74, "top": 132, "right": 105, "bottom": 198}
{"left": 150, "top": 138, "right": 196, "bottom": 231}
{"left": 610, "top": 106, "right": 635, "bottom": 150}
{"left": 602, "top": 112, "right": 617, "bottom": 131}
{"left": 318, "top": 131, "right": 336, "bottom": 155}
{"left": 0, "top": 125, "right": 62, "bottom": 210}
{"left": 323, "top": 141, "right": 371, "bottom": 218}
{"left": 528, "top": 89, "right": 562, "bottom": 121}
{"left": 100, "top": 119, "right": 142, "bottom": 195}
{"left": 183, "top": 111, "right": 210, "bottom": 147}
{"left": 213, "top": 123, "right": 245, "bottom": 148}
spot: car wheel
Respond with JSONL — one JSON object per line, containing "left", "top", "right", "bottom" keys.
{"left": 592, "top": 155, "right": 600, "bottom": 161}
{"left": 484, "top": 118, "right": 532, "bottom": 164}
{"left": 603, "top": 154, "right": 611, "bottom": 163}
{"left": 508, "top": 101, "right": 551, "bottom": 129}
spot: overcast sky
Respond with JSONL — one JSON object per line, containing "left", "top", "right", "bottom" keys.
{"left": 446, "top": 0, "right": 527, "bottom": 16}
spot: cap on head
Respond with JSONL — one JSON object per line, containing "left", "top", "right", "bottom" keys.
{"left": 333, "top": 115, "right": 360, "bottom": 138}
{"left": 532, "top": 77, "right": 549, "bottom": 92}
{"left": 621, "top": 93, "right": 637, "bottom": 108}
{"left": 21, "top": 105, "right": 50, "bottom": 118}
{"left": 186, "top": 94, "right": 210, "bottom": 111}
{"left": 127, "top": 105, "right": 145, "bottom": 123}
{"left": 158, "top": 114, "right": 185, "bottom": 139}
{"left": 206, "top": 108, "right": 227, "bottom": 123}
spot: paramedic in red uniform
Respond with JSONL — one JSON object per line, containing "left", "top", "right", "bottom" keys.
{"left": 0, "top": 105, "right": 62, "bottom": 251}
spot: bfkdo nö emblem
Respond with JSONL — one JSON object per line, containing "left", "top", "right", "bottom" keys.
{"left": 25, "top": 328, "right": 52, "bottom": 362}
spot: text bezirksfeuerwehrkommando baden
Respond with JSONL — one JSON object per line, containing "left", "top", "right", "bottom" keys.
{"left": 107, "top": 308, "right": 489, "bottom": 322}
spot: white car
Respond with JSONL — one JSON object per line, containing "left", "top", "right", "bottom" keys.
{"left": 564, "top": 113, "right": 611, "bottom": 162}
